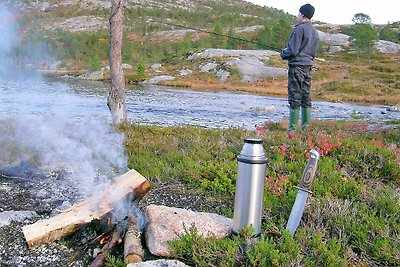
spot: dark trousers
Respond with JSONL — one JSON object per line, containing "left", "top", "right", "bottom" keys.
{"left": 287, "top": 65, "right": 312, "bottom": 109}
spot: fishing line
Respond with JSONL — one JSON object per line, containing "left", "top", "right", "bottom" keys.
{"left": 153, "top": 20, "right": 283, "bottom": 52}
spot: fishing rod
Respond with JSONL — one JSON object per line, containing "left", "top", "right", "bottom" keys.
{"left": 153, "top": 20, "right": 283, "bottom": 52}
{"left": 153, "top": 20, "right": 326, "bottom": 62}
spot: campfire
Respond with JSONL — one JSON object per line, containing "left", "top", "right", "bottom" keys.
{"left": 22, "top": 169, "right": 149, "bottom": 266}
{"left": 10, "top": 165, "right": 233, "bottom": 267}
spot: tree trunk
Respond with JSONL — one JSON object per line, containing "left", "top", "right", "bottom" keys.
{"left": 108, "top": 0, "right": 127, "bottom": 124}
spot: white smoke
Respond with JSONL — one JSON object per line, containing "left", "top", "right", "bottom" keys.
{"left": 0, "top": 5, "right": 129, "bottom": 198}
{"left": 0, "top": 6, "right": 56, "bottom": 80}
{"left": 0, "top": 6, "right": 20, "bottom": 79}
{"left": 0, "top": 118, "right": 128, "bottom": 196}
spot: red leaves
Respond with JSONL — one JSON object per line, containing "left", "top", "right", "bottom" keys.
{"left": 254, "top": 124, "right": 266, "bottom": 135}
{"left": 307, "top": 131, "right": 342, "bottom": 156}
{"left": 265, "top": 175, "right": 287, "bottom": 196}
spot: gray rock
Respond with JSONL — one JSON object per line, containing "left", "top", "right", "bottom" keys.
{"left": 227, "top": 57, "right": 287, "bottom": 82}
{"left": 128, "top": 259, "right": 189, "bottom": 267}
{"left": 215, "top": 69, "right": 230, "bottom": 82}
{"left": 101, "top": 64, "right": 132, "bottom": 72}
{"left": 317, "top": 31, "right": 351, "bottom": 46}
{"left": 143, "top": 75, "right": 175, "bottom": 85}
{"left": 250, "top": 106, "right": 276, "bottom": 113}
{"left": 375, "top": 40, "right": 400, "bottom": 54}
{"left": 40, "top": 2, "right": 52, "bottom": 12}
{"left": 78, "top": 70, "right": 105, "bottom": 81}
{"left": 41, "top": 16, "right": 108, "bottom": 33}
{"left": 386, "top": 105, "right": 400, "bottom": 112}
{"left": 179, "top": 69, "right": 192, "bottom": 76}
{"left": 235, "top": 25, "right": 263, "bottom": 34}
{"left": 144, "top": 205, "right": 232, "bottom": 257}
{"left": 0, "top": 211, "right": 37, "bottom": 227}
{"left": 188, "top": 49, "right": 279, "bottom": 61}
{"left": 151, "top": 29, "right": 196, "bottom": 39}
{"left": 323, "top": 45, "right": 344, "bottom": 53}
{"left": 151, "top": 64, "right": 162, "bottom": 72}
{"left": 199, "top": 62, "right": 218, "bottom": 73}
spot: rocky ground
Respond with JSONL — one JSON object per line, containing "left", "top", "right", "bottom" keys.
{"left": 0, "top": 161, "right": 230, "bottom": 266}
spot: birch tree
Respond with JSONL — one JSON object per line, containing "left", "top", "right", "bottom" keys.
{"left": 108, "top": 0, "right": 127, "bottom": 124}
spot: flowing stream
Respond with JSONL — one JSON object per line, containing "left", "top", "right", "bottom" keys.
{"left": 1, "top": 76, "right": 399, "bottom": 129}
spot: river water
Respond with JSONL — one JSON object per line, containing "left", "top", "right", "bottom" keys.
{"left": 1, "top": 75, "right": 399, "bottom": 129}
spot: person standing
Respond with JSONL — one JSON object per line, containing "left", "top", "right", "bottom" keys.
{"left": 280, "top": 4, "right": 319, "bottom": 132}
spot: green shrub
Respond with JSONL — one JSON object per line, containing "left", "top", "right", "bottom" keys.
{"left": 118, "top": 121, "right": 399, "bottom": 266}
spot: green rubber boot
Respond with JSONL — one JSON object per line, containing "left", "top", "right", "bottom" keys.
{"left": 301, "top": 107, "right": 311, "bottom": 132}
{"left": 287, "top": 108, "right": 300, "bottom": 132}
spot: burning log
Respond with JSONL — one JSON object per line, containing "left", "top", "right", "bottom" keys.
{"left": 90, "top": 218, "right": 129, "bottom": 267}
{"left": 124, "top": 216, "right": 144, "bottom": 263}
{"left": 22, "top": 169, "right": 150, "bottom": 249}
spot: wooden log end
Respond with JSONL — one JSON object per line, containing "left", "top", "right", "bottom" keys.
{"left": 125, "top": 254, "right": 143, "bottom": 264}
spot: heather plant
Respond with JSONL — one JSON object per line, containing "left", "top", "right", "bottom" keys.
{"left": 120, "top": 120, "right": 399, "bottom": 266}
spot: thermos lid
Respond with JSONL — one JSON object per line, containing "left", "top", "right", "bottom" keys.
{"left": 238, "top": 138, "right": 267, "bottom": 164}
{"left": 243, "top": 138, "right": 264, "bottom": 144}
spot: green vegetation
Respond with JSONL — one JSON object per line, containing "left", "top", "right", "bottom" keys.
{"left": 342, "top": 14, "right": 378, "bottom": 63}
{"left": 16, "top": 0, "right": 295, "bottom": 70}
{"left": 118, "top": 120, "right": 399, "bottom": 266}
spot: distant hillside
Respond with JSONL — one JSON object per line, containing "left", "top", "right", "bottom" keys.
{"left": 8, "top": 0, "right": 295, "bottom": 33}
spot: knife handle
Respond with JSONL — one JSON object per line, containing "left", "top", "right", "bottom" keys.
{"left": 299, "top": 149, "right": 320, "bottom": 191}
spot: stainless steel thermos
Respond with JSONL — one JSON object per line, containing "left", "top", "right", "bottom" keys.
{"left": 233, "top": 138, "right": 267, "bottom": 236}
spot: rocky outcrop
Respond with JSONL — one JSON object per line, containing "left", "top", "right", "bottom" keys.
{"left": 143, "top": 75, "right": 175, "bottom": 85}
{"left": 226, "top": 57, "right": 287, "bottom": 83}
{"left": 375, "top": 40, "right": 400, "bottom": 54}
{"left": 188, "top": 48, "right": 279, "bottom": 61}
{"left": 317, "top": 30, "right": 351, "bottom": 53}
{"left": 189, "top": 49, "right": 287, "bottom": 82}
{"left": 77, "top": 64, "right": 132, "bottom": 80}
{"left": 317, "top": 31, "right": 351, "bottom": 46}
{"left": 144, "top": 205, "right": 232, "bottom": 257}
{"left": 41, "top": 16, "right": 108, "bottom": 32}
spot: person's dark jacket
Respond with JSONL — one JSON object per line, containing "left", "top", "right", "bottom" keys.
{"left": 280, "top": 21, "right": 319, "bottom": 66}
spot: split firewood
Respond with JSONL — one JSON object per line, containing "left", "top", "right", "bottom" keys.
{"left": 124, "top": 216, "right": 144, "bottom": 263}
{"left": 22, "top": 169, "right": 150, "bottom": 248}
{"left": 90, "top": 218, "right": 128, "bottom": 267}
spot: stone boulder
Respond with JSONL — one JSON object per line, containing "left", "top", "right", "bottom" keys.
{"left": 144, "top": 205, "right": 232, "bottom": 257}
{"left": 317, "top": 30, "right": 351, "bottom": 46}
{"left": 226, "top": 57, "right": 287, "bottom": 82}
{"left": 40, "top": 2, "right": 53, "bottom": 12}
{"left": 78, "top": 69, "right": 105, "bottom": 80}
{"left": 199, "top": 62, "right": 218, "bottom": 73}
{"left": 151, "top": 64, "right": 162, "bottom": 72}
{"left": 179, "top": 69, "right": 193, "bottom": 76}
{"left": 143, "top": 75, "right": 175, "bottom": 85}
{"left": 215, "top": 69, "right": 230, "bottom": 82}
{"left": 323, "top": 45, "right": 344, "bottom": 53}
{"left": 375, "top": 40, "right": 400, "bottom": 54}
{"left": 0, "top": 210, "right": 37, "bottom": 227}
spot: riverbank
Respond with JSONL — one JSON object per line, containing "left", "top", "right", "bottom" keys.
{"left": 43, "top": 51, "right": 400, "bottom": 108}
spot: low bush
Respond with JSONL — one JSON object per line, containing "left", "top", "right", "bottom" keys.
{"left": 119, "top": 120, "right": 399, "bottom": 266}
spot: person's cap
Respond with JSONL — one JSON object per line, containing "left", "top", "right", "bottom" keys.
{"left": 299, "top": 4, "right": 315, "bottom": 19}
